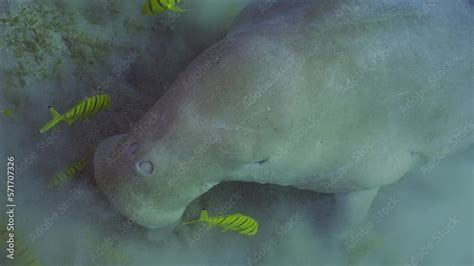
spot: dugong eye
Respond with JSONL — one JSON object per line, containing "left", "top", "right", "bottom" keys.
{"left": 136, "top": 161, "right": 154, "bottom": 176}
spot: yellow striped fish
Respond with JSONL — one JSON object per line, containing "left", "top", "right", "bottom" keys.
{"left": 39, "top": 94, "right": 111, "bottom": 133}
{"left": 1, "top": 228, "right": 42, "bottom": 266}
{"left": 48, "top": 146, "right": 95, "bottom": 188}
{"left": 141, "top": 0, "right": 185, "bottom": 15}
{"left": 183, "top": 209, "right": 259, "bottom": 236}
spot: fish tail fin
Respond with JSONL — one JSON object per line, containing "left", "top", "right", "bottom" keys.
{"left": 141, "top": 0, "right": 152, "bottom": 15}
{"left": 170, "top": 5, "right": 185, "bottom": 12}
{"left": 199, "top": 209, "right": 209, "bottom": 222}
{"left": 40, "top": 106, "right": 64, "bottom": 133}
{"left": 182, "top": 219, "right": 200, "bottom": 225}
{"left": 182, "top": 209, "right": 209, "bottom": 225}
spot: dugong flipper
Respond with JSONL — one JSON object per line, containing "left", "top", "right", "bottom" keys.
{"left": 94, "top": 0, "right": 473, "bottom": 231}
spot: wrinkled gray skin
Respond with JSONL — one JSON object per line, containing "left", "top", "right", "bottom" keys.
{"left": 94, "top": 0, "right": 473, "bottom": 230}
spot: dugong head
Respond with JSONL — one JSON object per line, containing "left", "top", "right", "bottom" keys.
{"left": 93, "top": 100, "right": 219, "bottom": 229}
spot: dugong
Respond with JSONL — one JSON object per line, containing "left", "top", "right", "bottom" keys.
{"left": 94, "top": 0, "right": 473, "bottom": 230}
